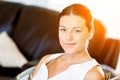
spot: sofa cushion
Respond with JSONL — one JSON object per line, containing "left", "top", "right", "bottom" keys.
{"left": 0, "top": 31, "right": 28, "bottom": 68}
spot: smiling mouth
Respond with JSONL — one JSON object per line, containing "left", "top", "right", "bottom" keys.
{"left": 64, "top": 43, "right": 76, "bottom": 47}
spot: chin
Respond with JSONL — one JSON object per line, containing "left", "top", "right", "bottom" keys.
{"left": 64, "top": 49, "right": 75, "bottom": 54}
{"left": 62, "top": 46, "right": 74, "bottom": 53}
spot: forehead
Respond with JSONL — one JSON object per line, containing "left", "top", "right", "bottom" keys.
{"left": 59, "top": 15, "right": 86, "bottom": 28}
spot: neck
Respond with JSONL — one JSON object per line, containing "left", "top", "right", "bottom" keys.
{"left": 63, "top": 50, "right": 92, "bottom": 64}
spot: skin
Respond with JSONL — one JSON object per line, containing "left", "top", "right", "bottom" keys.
{"left": 31, "top": 15, "right": 105, "bottom": 80}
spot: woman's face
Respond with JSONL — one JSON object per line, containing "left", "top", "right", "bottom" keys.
{"left": 59, "top": 15, "right": 92, "bottom": 54}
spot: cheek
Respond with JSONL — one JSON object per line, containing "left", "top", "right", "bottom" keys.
{"left": 74, "top": 34, "right": 83, "bottom": 40}
{"left": 74, "top": 34, "right": 88, "bottom": 43}
{"left": 75, "top": 36, "right": 88, "bottom": 49}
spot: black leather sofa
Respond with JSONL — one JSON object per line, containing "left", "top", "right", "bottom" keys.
{"left": 0, "top": 1, "right": 63, "bottom": 79}
{"left": 0, "top": 1, "right": 120, "bottom": 80}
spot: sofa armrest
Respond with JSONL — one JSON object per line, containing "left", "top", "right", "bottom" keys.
{"left": 0, "top": 66, "right": 21, "bottom": 76}
{"left": 21, "top": 59, "right": 39, "bottom": 71}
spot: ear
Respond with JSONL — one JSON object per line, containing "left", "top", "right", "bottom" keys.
{"left": 88, "top": 27, "right": 94, "bottom": 40}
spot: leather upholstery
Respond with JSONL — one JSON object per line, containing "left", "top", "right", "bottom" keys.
{"left": 11, "top": 6, "right": 63, "bottom": 60}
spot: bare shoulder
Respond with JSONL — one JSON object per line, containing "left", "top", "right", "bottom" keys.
{"left": 36, "top": 54, "right": 53, "bottom": 66}
{"left": 31, "top": 54, "right": 53, "bottom": 78}
{"left": 84, "top": 66, "right": 105, "bottom": 80}
{"left": 39, "top": 54, "right": 53, "bottom": 63}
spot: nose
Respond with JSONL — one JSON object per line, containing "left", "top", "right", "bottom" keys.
{"left": 66, "top": 31, "right": 73, "bottom": 40}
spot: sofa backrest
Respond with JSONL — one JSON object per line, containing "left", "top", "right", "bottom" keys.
{"left": 11, "top": 6, "right": 64, "bottom": 60}
{"left": 0, "top": 1, "right": 23, "bottom": 35}
{"left": 99, "top": 38, "right": 120, "bottom": 69}
{"left": 0, "top": 1, "right": 64, "bottom": 61}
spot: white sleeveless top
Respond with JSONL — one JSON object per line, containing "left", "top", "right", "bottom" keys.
{"left": 32, "top": 53, "right": 99, "bottom": 80}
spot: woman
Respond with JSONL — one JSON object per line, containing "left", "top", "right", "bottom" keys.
{"left": 31, "top": 4, "right": 105, "bottom": 80}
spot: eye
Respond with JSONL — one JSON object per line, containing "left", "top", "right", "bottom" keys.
{"left": 59, "top": 28, "right": 66, "bottom": 32}
{"left": 74, "top": 29, "right": 81, "bottom": 33}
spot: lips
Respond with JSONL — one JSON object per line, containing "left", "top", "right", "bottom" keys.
{"left": 64, "top": 43, "right": 76, "bottom": 48}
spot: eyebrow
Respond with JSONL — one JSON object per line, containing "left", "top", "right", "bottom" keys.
{"left": 59, "top": 25, "right": 66, "bottom": 28}
{"left": 73, "top": 27, "right": 82, "bottom": 29}
{"left": 59, "top": 25, "right": 82, "bottom": 29}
